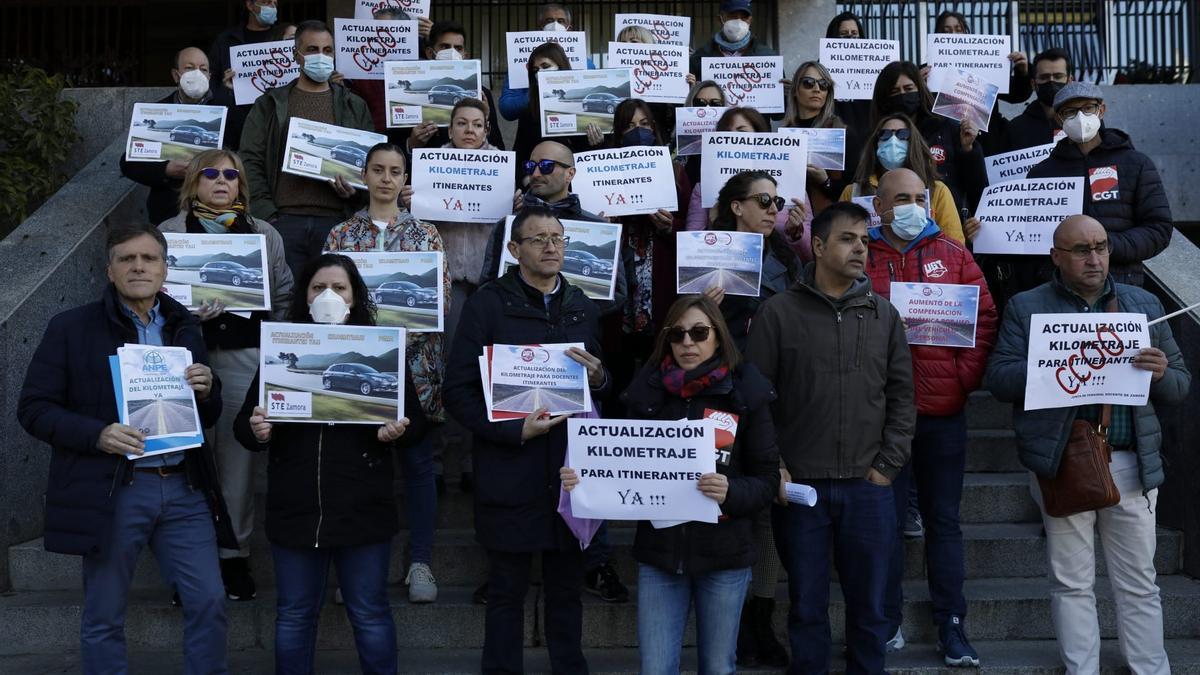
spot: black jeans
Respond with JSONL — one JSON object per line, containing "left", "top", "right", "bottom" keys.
{"left": 272, "top": 213, "right": 342, "bottom": 282}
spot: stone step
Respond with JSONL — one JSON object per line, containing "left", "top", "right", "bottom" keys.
{"left": 1, "top": 577, "right": 1198, "bottom": 654}
{"left": 966, "top": 390, "right": 1012, "bottom": 430}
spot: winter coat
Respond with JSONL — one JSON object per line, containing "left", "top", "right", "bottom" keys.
{"left": 839, "top": 176, "right": 965, "bottom": 245}
{"left": 720, "top": 232, "right": 802, "bottom": 354}
{"left": 1001, "top": 101, "right": 1059, "bottom": 153}
{"left": 917, "top": 114, "right": 988, "bottom": 212}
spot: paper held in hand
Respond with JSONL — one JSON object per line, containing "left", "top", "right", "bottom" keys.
{"left": 676, "top": 231, "right": 764, "bottom": 298}
{"left": 606, "top": 42, "right": 689, "bottom": 105}
{"left": 383, "top": 59, "right": 482, "bottom": 128}
{"left": 1023, "top": 312, "right": 1152, "bottom": 411}
{"left": 701, "top": 56, "right": 785, "bottom": 114}
{"left": 930, "top": 67, "right": 1000, "bottom": 132}
{"left": 972, "top": 178, "right": 1084, "bottom": 255}
{"left": 230, "top": 40, "right": 299, "bottom": 106}
{"left": 161, "top": 233, "right": 272, "bottom": 312}
{"left": 280, "top": 118, "right": 387, "bottom": 190}
{"left": 505, "top": 31, "right": 588, "bottom": 89}
{"left": 480, "top": 343, "right": 591, "bottom": 421}
{"left": 498, "top": 217, "right": 622, "bottom": 302}
{"left": 339, "top": 251, "right": 445, "bottom": 333}
{"left": 571, "top": 146, "right": 679, "bottom": 217}
{"left": 125, "top": 103, "right": 228, "bottom": 162}
{"left": 354, "top": 0, "right": 431, "bottom": 19}
{"left": 820, "top": 38, "right": 900, "bottom": 101}
{"left": 700, "top": 132, "right": 807, "bottom": 208}
{"left": 889, "top": 282, "right": 980, "bottom": 348}
{"left": 111, "top": 345, "right": 204, "bottom": 457}
{"left": 926, "top": 34, "right": 1012, "bottom": 94}
{"left": 538, "top": 68, "right": 632, "bottom": 138}
{"left": 333, "top": 18, "right": 418, "bottom": 80}
{"left": 409, "top": 147, "right": 516, "bottom": 223}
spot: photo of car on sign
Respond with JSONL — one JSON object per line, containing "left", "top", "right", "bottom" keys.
{"left": 537, "top": 68, "right": 631, "bottom": 137}
{"left": 499, "top": 217, "right": 622, "bottom": 301}
{"left": 280, "top": 118, "right": 386, "bottom": 189}
{"left": 259, "top": 322, "right": 406, "bottom": 424}
{"left": 124, "top": 103, "right": 228, "bottom": 162}
{"left": 341, "top": 251, "right": 445, "bottom": 332}
{"left": 384, "top": 59, "right": 482, "bottom": 127}
{"left": 162, "top": 233, "right": 272, "bottom": 311}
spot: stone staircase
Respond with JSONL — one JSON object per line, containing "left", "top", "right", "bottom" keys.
{"left": 2, "top": 391, "right": 1199, "bottom": 673}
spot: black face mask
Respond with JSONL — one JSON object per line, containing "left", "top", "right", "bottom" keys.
{"left": 1036, "top": 81, "right": 1067, "bottom": 107}
{"left": 884, "top": 91, "right": 923, "bottom": 118}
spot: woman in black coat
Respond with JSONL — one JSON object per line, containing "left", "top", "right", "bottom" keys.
{"left": 233, "top": 254, "right": 426, "bottom": 675}
{"left": 562, "top": 294, "right": 780, "bottom": 675}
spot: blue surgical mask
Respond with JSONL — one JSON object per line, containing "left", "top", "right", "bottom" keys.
{"left": 888, "top": 203, "right": 927, "bottom": 240}
{"left": 621, "top": 127, "right": 656, "bottom": 147}
{"left": 876, "top": 136, "right": 909, "bottom": 170}
{"left": 302, "top": 53, "right": 335, "bottom": 83}
{"left": 256, "top": 4, "right": 278, "bottom": 26}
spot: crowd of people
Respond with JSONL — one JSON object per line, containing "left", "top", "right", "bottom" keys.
{"left": 15, "top": 0, "right": 1190, "bottom": 674}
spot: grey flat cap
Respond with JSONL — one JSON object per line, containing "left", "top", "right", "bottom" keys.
{"left": 1053, "top": 81, "right": 1104, "bottom": 110}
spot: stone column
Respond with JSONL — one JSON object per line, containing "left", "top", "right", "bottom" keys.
{"left": 776, "top": 0, "right": 837, "bottom": 78}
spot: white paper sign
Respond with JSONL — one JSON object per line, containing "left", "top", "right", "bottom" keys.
{"left": 505, "top": 31, "right": 588, "bottom": 89}
{"left": 606, "top": 42, "right": 689, "bottom": 105}
{"left": 820, "top": 38, "right": 901, "bottom": 101}
{"left": 927, "top": 34, "right": 1011, "bottom": 94}
{"left": 163, "top": 233, "right": 271, "bottom": 311}
{"left": 259, "top": 322, "right": 406, "bottom": 424}
{"left": 613, "top": 13, "right": 691, "bottom": 46}
{"left": 675, "top": 106, "right": 727, "bottom": 156}
{"left": 931, "top": 68, "right": 1000, "bottom": 132}
{"left": 852, "top": 196, "right": 883, "bottom": 228}
{"left": 125, "top": 103, "right": 227, "bottom": 162}
{"left": 700, "top": 132, "right": 807, "bottom": 208}
{"left": 779, "top": 126, "right": 847, "bottom": 170}
{"left": 985, "top": 143, "right": 1057, "bottom": 185}
{"left": 566, "top": 418, "right": 721, "bottom": 523}
{"left": 490, "top": 343, "right": 590, "bottom": 416}
{"left": 118, "top": 345, "right": 203, "bottom": 443}
{"left": 498, "top": 217, "right": 622, "bottom": 301}
{"left": 280, "top": 118, "right": 387, "bottom": 190}
{"left": 334, "top": 18, "right": 418, "bottom": 80}
{"left": 572, "top": 146, "right": 678, "bottom": 217}
{"left": 384, "top": 59, "right": 482, "bottom": 128}
{"left": 890, "top": 282, "right": 980, "bottom": 348}
{"left": 410, "top": 147, "right": 515, "bottom": 223}
{"left": 702, "top": 56, "right": 785, "bottom": 114}
{"left": 354, "top": 0, "right": 430, "bottom": 19}
{"left": 230, "top": 40, "right": 299, "bottom": 105}
{"left": 973, "top": 178, "right": 1085, "bottom": 255}
{"left": 1023, "top": 312, "right": 1152, "bottom": 411}
{"left": 341, "top": 251, "right": 444, "bottom": 332}
{"left": 677, "top": 231, "right": 764, "bottom": 297}
{"left": 538, "top": 68, "right": 631, "bottom": 137}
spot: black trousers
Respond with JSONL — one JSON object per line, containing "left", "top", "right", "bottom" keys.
{"left": 273, "top": 212, "right": 342, "bottom": 283}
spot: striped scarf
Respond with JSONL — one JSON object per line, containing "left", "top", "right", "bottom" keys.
{"left": 191, "top": 199, "right": 247, "bottom": 233}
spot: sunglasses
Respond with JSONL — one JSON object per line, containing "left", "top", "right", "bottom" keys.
{"left": 743, "top": 193, "right": 786, "bottom": 210}
{"left": 523, "top": 159, "right": 570, "bottom": 175}
{"left": 200, "top": 167, "right": 240, "bottom": 181}
{"left": 878, "top": 129, "right": 912, "bottom": 142}
{"left": 667, "top": 325, "right": 712, "bottom": 344}
{"left": 693, "top": 98, "right": 724, "bottom": 107}
{"left": 798, "top": 76, "right": 831, "bottom": 92}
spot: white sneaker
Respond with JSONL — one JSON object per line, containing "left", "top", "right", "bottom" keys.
{"left": 405, "top": 562, "right": 438, "bottom": 603}
{"left": 886, "top": 627, "right": 906, "bottom": 653}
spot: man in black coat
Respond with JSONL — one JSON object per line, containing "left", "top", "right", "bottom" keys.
{"left": 18, "top": 223, "right": 234, "bottom": 674}
{"left": 1000, "top": 48, "right": 1073, "bottom": 153}
{"left": 444, "top": 205, "right": 612, "bottom": 674}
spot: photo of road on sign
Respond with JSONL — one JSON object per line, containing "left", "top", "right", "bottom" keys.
{"left": 676, "top": 231, "right": 764, "bottom": 297}
{"left": 163, "top": 233, "right": 270, "bottom": 311}
{"left": 127, "top": 398, "right": 200, "bottom": 436}
{"left": 488, "top": 343, "right": 589, "bottom": 417}
{"left": 116, "top": 345, "right": 203, "bottom": 442}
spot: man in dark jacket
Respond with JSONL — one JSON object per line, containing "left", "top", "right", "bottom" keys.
{"left": 747, "top": 201, "right": 915, "bottom": 674}
{"left": 443, "top": 205, "right": 611, "bottom": 674}
{"left": 689, "top": 0, "right": 778, "bottom": 76}
{"left": 208, "top": 0, "right": 285, "bottom": 149}
{"left": 18, "top": 223, "right": 234, "bottom": 674}
{"left": 984, "top": 215, "right": 1188, "bottom": 674}
{"left": 1000, "top": 48, "right": 1072, "bottom": 153}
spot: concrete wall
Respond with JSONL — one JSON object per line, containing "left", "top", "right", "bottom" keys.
{"left": 59, "top": 87, "right": 174, "bottom": 178}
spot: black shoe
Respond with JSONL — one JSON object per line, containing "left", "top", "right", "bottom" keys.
{"left": 473, "top": 582, "right": 488, "bottom": 605}
{"left": 171, "top": 591, "right": 182, "bottom": 608}
{"left": 735, "top": 600, "right": 759, "bottom": 667}
{"left": 435, "top": 474, "right": 446, "bottom": 496}
{"left": 460, "top": 472, "right": 474, "bottom": 493}
{"left": 750, "top": 596, "right": 789, "bottom": 667}
{"left": 220, "top": 557, "right": 257, "bottom": 601}
{"left": 584, "top": 563, "right": 629, "bottom": 603}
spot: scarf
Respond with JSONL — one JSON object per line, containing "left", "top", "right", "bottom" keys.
{"left": 660, "top": 354, "right": 729, "bottom": 399}
{"left": 713, "top": 31, "right": 752, "bottom": 54}
{"left": 191, "top": 199, "right": 247, "bottom": 233}
{"left": 521, "top": 191, "right": 583, "bottom": 217}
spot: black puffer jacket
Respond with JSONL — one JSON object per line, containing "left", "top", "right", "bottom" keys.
{"left": 1026, "top": 128, "right": 1173, "bottom": 285}
{"left": 622, "top": 361, "right": 779, "bottom": 575}
{"left": 918, "top": 114, "right": 988, "bottom": 212}
{"left": 1000, "top": 100, "right": 1058, "bottom": 153}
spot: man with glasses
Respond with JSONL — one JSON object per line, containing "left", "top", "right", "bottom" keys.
{"left": 1000, "top": 48, "right": 1074, "bottom": 152}
{"left": 985, "top": 214, "right": 1188, "bottom": 675}
{"left": 444, "top": 205, "right": 610, "bottom": 674}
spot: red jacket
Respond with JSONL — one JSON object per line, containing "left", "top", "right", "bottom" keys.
{"left": 865, "top": 225, "right": 997, "bottom": 416}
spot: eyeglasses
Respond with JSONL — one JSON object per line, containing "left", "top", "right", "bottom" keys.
{"left": 1055, "top": 242, "right": 1110, "bottom": 259}
{"left": 742, "top": 193, "right": 786, "bottom": 211}
{"left": 523, "top": 159, "right": 571, "bottom": 175}
{"left": 200, "top": 167, "right": 240, "bottom": 181}
{"left": 878, "top": 129, "right": 912, "bottom": 142}
{"left": 518, "top": 234, "right": 570, "bottom": 248}
{"left": 1058, "top": 102, "right": 1100, "bottom": 120}
{"left": 667, "top": 325, "right": 712, "bottom": 344}
{"left": 798, "top": 76, "right": 831, "bottom": 92}
{"left": 1034, "top": 73, "right": 1069, "bottom": 84}
{"left": 693, "top": 98, "right": 724, "bottom": 107}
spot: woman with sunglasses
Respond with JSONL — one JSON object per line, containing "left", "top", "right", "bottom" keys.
{"left": 159, "top": 149, "right": 294, "bottom": 601}
{"left": 841, "top": 114, "right": 968, "bottom": 244}
{"left": 512, "top": 41, "right": 605, "bottom": 174}
{"left": 562, "top": 294, "right": 779, "bottom": 675}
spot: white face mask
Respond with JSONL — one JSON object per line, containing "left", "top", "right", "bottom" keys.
{"left": 543, "top": 21, "right": 567, "bottom": 32}
{"left": 435, "top": 48, "right": 464, "bottom": 61}
{"left": 308, "top": 288, "right": 350, "bottom": 324}
{"left": 178, "top": 69, "right": 209, "bottom": 99}
{"left": 723, "top": 19, "right": 750, "bottom": 42}
{"left": 1063, "top": 111, "right": 1101, "bottom": 143}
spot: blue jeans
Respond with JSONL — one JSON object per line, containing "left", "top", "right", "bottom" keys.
{"left": 399, "top": 433, "right": 437, "bottom": 565}
{"left": 81, "top": 472, "right": 227, "bottom": 675}
{"left": 885, "top": 412, "right": 968, "bottom": 632}
{"left": 773, "top": 478, "right": 895, "bottom": 675}
{"left": 637, "top": 564, "right": 751, "bottom": 675}
{"left": 272, "top": 541, "right": 396, "bottom": 675}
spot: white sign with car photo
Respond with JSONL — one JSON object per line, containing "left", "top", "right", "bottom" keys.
{"left": 161, "top": 233, "right": 271, "bottom": 312}
{"left": 383, "top": 59, "right": 482, "bottom": 128}
{"left": 538, "top": 69, "right": 632, "bottom": 138}
{"left": 499, "top": 216, "right": 622, "bottom": 301}
{"left": 280, "top": 118, "right": 387, "bottom": 190}
{"left": 340, "top": 251, "right": 444, "bottom": 332}
{"left": 124, "top": 103, "right": 228, "bottom": 162}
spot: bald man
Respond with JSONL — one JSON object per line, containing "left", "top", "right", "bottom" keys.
{"left": 864, "top": 168, "right": 996, "bottom": 665}
{"left": 985, "top": 214, "right": 1189, "bottom": 674}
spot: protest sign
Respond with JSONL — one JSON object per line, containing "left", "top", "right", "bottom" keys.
{"left": 985, "top": 142, "right": 1057, "bottom": 185}
{"left": 538, "top": 69, "right": 631, "bottom": 137}
{"left": 675, "top": 106, "right": 727, "bottom": 156}
{"left": 566, "top": 418, "right": 720, "bottom": 522}
{"left": 820, "top": 38, "right": 900, "bottom": 101}
{"left": 851, "top": 196, "right": 883, "bottom": 227}
{"left": 499, "top": 217, "right": 622, "bottom": 301}
{"left": 488, "top": 343, "right": 590, "bottom": 417}
{"left": 341, "top": 251, "right": 444, "bottom": 332}
{"left": 113, "top": 345, "right": 204, "bottom": 457}
{"left": 890, "top": 282, "right": 980, "bottom": 348}
{"left": 927, "top": 34, "right": 1012, "bottom": 94}
{"left": 334, "top": 18, "right": 418, "bottom": 80}
{"left": 613, "top": 13, "right": 690, "bottom": 46}
{"left": 1024, "top": 313, "right": 1152, "bottom": 411}
{"left": 410, "top": 147, "right": 515, "bottom": 223}
{"left": 572, "top": 146, "right": 679, "bottom": 217}
{"left": 259, "top": 322, "right": 405, "bottom": 424}
{"left": 931, "top": 68, "right": 1000, "bottom": 132}
{"left": 383, "top": 59, "right": 482, "bottom": 127}
{"left": 162, "top": 233, "right": 270, "bottom": 311}
{"left": 280, "top": 118, "right": 387, "bottom": 190}
{"left": 505, "top": 31, "right": 588, "bottom": 88}
{"left": 607, "top": 42, "right": 689, "bottom": 104}
{"left": 125, "top": 103, "right": 227, "bottom": 162}
{"left": 779, "top": 126, "right": 847, "bottom": 170}
{"left": 230, "top": 40, "right": 299, "bottom": 105}
{"left": 700, "top": 132, "right": 807, "bottom": 207}
{"left": 701, "top": 56, "right": 785, "bottom": 113}
{"left": 354, "top": 0, "right": 430, "bottom": 18}
{"left": 973, "top": 178, "right": 1084, "bottom": 255}
{"left": 677, "top": 231, "right": 764, "bottom": 297}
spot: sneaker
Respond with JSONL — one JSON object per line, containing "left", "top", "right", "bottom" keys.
{"left": 583, "top": 563, "right": 629, "bottom": 603}
{"left": 220, "top": 557, "right": 257, "bottom": 601}
{"left": 938, "top": 616, "right": 980, "bottom": 667}
{"left": 886, "top": 627, "right": 906, "bottom": 653}
{"left": 405, "top": 562, "right": 438, "bottom": 603}
{"left": 903, "top": 506, "right": 925, "bottom": 538}
{"left": 472, "top": 582, "right": 488, "bottom": 605}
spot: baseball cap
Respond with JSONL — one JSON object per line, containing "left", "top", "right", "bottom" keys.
{"left": 720, "top": 0, "right": 753, "bottom": 15}
{"left": 1053, "top": 81, "right": 1104, "bottom": 110}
